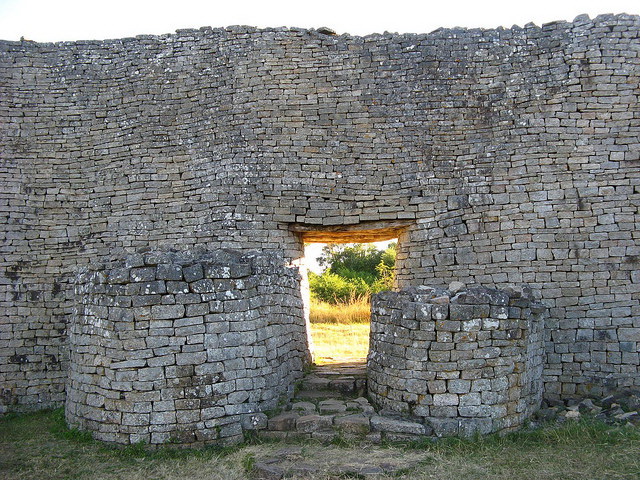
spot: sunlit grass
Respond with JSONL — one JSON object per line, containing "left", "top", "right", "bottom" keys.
{"left": 309, "top": 298, "right": 370, "bottom": 364}
{"left": 309, "top": 297, "right": 370, "bottom": 324}
{"left": 309, "top": 322, "right": 370, "bottom": 364}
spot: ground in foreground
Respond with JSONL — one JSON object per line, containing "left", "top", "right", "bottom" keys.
{"left": 1, "top": 409, "right": 639, "bottom": 480}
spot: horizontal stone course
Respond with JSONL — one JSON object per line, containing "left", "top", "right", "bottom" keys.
{"left": 0, "top": 13, "right": 638, "bottom": 424}
{"left": 368, "top": 284, "right": 546, "bottom": 435}
{"left": 65, "top": 250, "right": 308, "bottom": 445}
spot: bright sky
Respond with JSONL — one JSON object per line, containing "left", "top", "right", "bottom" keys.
{"left": 0, "top": 0, "right": 638, "bottom": 42}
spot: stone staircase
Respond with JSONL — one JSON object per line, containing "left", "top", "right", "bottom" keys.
{"left": 258, "top": 361, "right": 431, "bottom": 443}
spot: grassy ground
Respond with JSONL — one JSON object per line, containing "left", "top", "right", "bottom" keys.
{"left": 308, "top": 297, "right": 370, "bottom": 324}
{"left": 309, "top": 298, "right": 370, "bottom": 364}
{"left": 309, "top": 322, "right": 370, "bottom": 364}
{"left": 1, "top": 409, "right": 639, "bottom": 480}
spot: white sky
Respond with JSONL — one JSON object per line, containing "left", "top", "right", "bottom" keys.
{"left": 0, "top": 0, "right": 639, "bottom": 42}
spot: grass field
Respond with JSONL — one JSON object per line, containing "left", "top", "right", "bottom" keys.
{"left": 308, "top": 297, "right": 370, "bottom": 324}
{"left": 309, "top": 298, "right": 370, "bottom": 364}
{"left": 1, "top": 409, "right": 639, "bottom": 480}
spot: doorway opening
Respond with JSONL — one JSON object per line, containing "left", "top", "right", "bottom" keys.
{"left": 292, "top": 220, "right": 410, "bottom": 366}
{"left": 305, "top": 240, "right": 396, "bottom": 364}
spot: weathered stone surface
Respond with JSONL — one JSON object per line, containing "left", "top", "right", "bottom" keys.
{"left": 296, "top": 415, "right": 333, "bottom": 433}
{"left": 2, "top": 15, "right": 640, "bottom": 445}
{"left": 268, "top": 413, "right": 300, "bottom": 432}
{"left": 291, "top": 401, "right": 316, "bottom": 414}
{"left": 65, "top": 250, "right": 307, "bottom": 445}
{"left": 334, "top": 414, "right": 371, "bottom": 435}
{"left": 368, "top": 286, "right": 545, "bottom": 435}
{"left": 253, "top": 462, "right": 285, "bottom": 480}
{"left": 319, "top": 400, "right": 347, "bottom": 414}
{"left": 242, "top": 413, "right": 268, "bottom": 430}
{"left": 370, "top": 415, "right": 426, "bottom": 435}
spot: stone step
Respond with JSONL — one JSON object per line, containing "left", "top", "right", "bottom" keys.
{"left": 300, "top": 361, "right": 368, "bottom": 396}
{"left": 294, "top": 389, "right": 351, "bottom": 401}
{"left": 262, "top": 409, "right": 431, "bottom": 444}
{"left": 255, "top": 361, "right": 434, "bottom": 444}
{"left": 300, "top": 376, "right": 367, "bottom": 395}
{"left": 312, "top": 362, "right": 367, "bottom": 376}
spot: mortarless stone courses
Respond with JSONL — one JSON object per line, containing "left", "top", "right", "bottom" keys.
{"left": 368, "top": 284, "right": 546, "bottom": 435}
{"left": 65, "top": 249, "right": 308, "bottom": 445}
{"left": 0, "top": 13, "right": 639, "bottom": 443}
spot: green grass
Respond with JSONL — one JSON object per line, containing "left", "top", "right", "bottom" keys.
{"left": 0, "top": 409, "right": 243, "bottom": 480}
{"left": 1, "top": 409, "right": 639, "bottom": 480}
{"left": 402, "top": 418, "right": 640, "bottom": 479}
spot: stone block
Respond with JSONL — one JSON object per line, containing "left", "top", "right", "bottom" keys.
{"left": 618, "top": 328, "right": 640, "bottom": 342}
{"left": 371, "top": 415, "right": 426, "bottom": 435}
{"left": 157, "top": 264, "right": 183, "bottom": 281}
{"left": 450, "top": 305, "right": 476, "bottom": 320}
{"left": 130, "top": 267, "right": 156, "bottom": 282}
{"left": 448, "top": 379, "right": 471, "bottom": 394}
{"left": 334, "top": 414, "right": 370, "bottom": 435}
{"left": 268, "top": 413, "right": 299, "bottom": 431}
{"left": 151, "top": 304, "right": 185, "bottom": 320}
{"left": 183, "top": 264, "right": 204, "bottom": 282}
{"left": 319, "top": 400, "right": 347, "bottom": 414}
{"left": 296, "top": 414, "right": 333, "bottom": 433}
{"left": 241, "top": 413, "right": 268, "bottom": 430}
{"left": 433, "top": 393, "right": 459, "bottom": 406}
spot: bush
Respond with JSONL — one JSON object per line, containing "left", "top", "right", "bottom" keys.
{"left": 308, "top": 271, "right": 370, "bottom": 303}
{"left": 309, "top": 242, "right": 396, "bottom": 304}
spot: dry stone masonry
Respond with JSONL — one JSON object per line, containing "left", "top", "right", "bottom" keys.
{"left": 368, "top": 285, "right": 545, "bottom": 436}
{"left": 1, "top": 13, "right": 639, "bottom": 443}
{"left": 66, "top": 249, "right": 307, "bottom": 445}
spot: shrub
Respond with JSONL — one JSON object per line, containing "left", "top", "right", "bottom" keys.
{"left": 309, "top": 242, "right": 396, "bottom": 303}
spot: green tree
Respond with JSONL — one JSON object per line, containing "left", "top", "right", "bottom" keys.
{"left": 310, "top": 242, "right": 396, "bottom": 303}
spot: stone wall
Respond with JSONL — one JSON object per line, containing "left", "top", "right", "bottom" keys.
{"left": 368, "top": 285, "right": 545, "bottom": 436}
{"left": 1, "top": 13, "right": 639, "bottom": 413}
{"left": 66, "top": 250, "right": 308, "bottom": 445}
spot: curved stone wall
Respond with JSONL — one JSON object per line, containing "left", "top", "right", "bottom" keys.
{"left": 66, "top": 250, "right": 308, "bottom": 445}
{"left": 1, "top": 13, "right": 639, "bottom": 413}
{"left": 368, "top": 285, "right": 545, "bottom": 436}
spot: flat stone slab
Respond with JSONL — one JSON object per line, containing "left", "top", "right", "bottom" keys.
{"left": 251, "top": 444, "right": 424, "bottom": 479}
{"left": 371, "top": 415, "right": 427, "bottom": 435}
{"left": 253, "top": 461, "right": 284, "bottom": 480}
{"left": 267, "top": 412, "right": 299, "bottom": 431}
{"left": 295, "top": 390, "right": 346, "bottom": 400}
{"left": 319, "top": 399, "right": 347, "bottom": 414}
{"left": 291, "top": 401, "right": 317, "bottom": 414}
{"left": 334, "top": 414, "right": 371, "bottom": 435}
{"left": 272, "top": 446, "right": 303, "bottom": 459}
{"left": 302, "top": 376, "right": 331, "bottom": 389}
{"left": 329, "top": 377, "right": 359, "bottom": 393}
{"left": 296, "top": 414, "right": 334, "bottom": 433}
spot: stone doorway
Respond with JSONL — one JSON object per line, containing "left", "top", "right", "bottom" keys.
{"left": 290, "top": 220, "right": 412, "bottom": 366}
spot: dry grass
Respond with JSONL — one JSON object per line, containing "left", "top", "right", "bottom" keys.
{"left": 308, "top": 298, "right": 371, "bottom": 364}
{"left": 1, "top": 410, "right": 639, "bottom": 480}
{"left": 309, "top": 322, "right": 370, "bottom": 364}
{"left": 309, "top": 297, "right": 370, "bottom": 324}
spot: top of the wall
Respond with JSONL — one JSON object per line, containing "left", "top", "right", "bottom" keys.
{"left": 2, "top": 12, "right": 639, "bottom": 47}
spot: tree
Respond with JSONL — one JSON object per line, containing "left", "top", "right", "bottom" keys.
{"left": 310, "top": 242, "right": 396, "bottom": 303}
